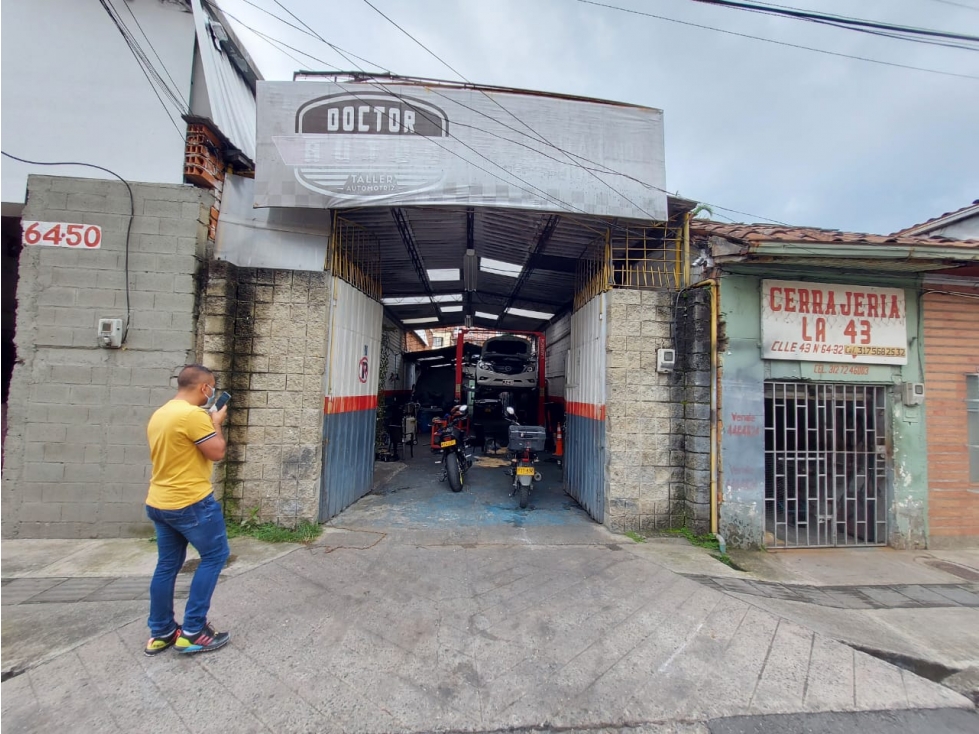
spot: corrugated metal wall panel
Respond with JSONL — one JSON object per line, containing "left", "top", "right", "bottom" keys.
{"left": 189, "top": 0, "right": 257, "bottom": 162}
{"left": 327, "top": 279, "right": 383, "bottom": 399}
{"left": 323, "top": 409, "right": 376, "bottom": 520}
{"left": 566, "top": 295, "right": 607, "bottom": 409}
{"left": 564, "top": 294, "right": 607, "bottom": 521}
{"left": 566, "top": 413, "right": 606, "bottom": 521}
{"left": 545, "top": 313, "right": 571, "bottom": 397}
{"left": 320, "top": 279, "right": 384, "bottom": 521}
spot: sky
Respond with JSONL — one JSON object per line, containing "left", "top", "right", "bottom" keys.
{"left": 215, "top": 0, "right": 979, "bottom": 234}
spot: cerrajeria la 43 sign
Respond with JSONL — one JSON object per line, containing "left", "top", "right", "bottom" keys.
{"left": 761, "top": 279, "right": 908, "bottom": 365}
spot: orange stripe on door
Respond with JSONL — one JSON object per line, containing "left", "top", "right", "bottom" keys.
{"left": 324, "top": 395, "right": 379, "bottom": 414}
{"left": 565, "top": 401, "right": 606, "bottom": 421}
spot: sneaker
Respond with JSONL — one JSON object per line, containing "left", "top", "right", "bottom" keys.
{"left": 144, "top": 627, "right": 181, "bottom": 656}
{"left": 174, "top": 623, "right": 230, "bottom": 655}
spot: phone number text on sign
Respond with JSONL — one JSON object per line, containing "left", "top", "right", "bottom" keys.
{"left": 22, "top": 221, "right": 102, "bottom": 249}
{"left": 761, "top": 279, "right": 908, "bottom": 365}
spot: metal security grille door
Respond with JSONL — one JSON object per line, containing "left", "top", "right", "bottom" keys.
{"left": 764, "top": 383, "right": 889, "bottom": 548}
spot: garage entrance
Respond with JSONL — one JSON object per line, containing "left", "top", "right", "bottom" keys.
{"left": 245, "top": 75, "right": 686, "bottom": 530}
{"left": 764, "top": 382, "right": 890, "bottom": 548}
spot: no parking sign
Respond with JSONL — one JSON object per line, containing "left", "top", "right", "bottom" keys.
{"left": 358, "top": 356, "right": 369, "bottom": 383}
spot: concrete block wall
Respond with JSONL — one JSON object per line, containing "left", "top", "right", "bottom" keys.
{"left": 674, "top": 288, "right": 713, "bottom": 533}
{"left": 201, "top": 265, "right": 329, "bottom": 527}
{"left": 604, "top": 289, "right": 686, "bottom": 533}
{"left": 2, "top": 175, "right": 212, "bottom": 538}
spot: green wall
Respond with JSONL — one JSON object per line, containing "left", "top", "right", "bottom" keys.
{"left": 717, "top": 270, "right": 928, "bottom": 549}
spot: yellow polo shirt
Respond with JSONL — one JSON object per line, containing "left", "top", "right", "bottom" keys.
{"left": 146, "top": 399, "right": 216, "bottom": 510}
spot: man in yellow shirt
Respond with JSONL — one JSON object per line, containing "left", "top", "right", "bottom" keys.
{"left": 144, "top": 364, "right": 230, "bottom": 655}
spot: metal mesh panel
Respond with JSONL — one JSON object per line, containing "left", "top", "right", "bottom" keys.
{"left": 764, "top": 382, "right": 889, "bottom": 548}
{"left": 329, "top": 214, "right": 382, "bottom": 300}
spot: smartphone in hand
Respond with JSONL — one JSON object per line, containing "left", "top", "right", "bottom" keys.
{"left": 210, "top": 391, "right": 231, "bottom": 413}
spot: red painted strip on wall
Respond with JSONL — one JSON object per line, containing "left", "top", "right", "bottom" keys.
{"left": 565, "top": 401, "right": 606, "bottom": 421}
{"left": 324, "top": 395, "right": 378, "bottom": 414}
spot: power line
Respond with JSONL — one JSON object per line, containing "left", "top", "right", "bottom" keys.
{"left": 105, "top": 0, "right": 190, "bottom": 111}
{"left": 359, "top": 0, "right": 664, "bottom": 222}
{"left": 212, "top": 0, "right": 790, "bottom": 224}
{"left": 219, "top": 2, "right": 604, "bottom": 216}
{"left": 228, "top": 0, "right": 390, "bottom": 71}
{"left": 118, "top": 0, "right": 186, "bottom": 95}
{"left": 98, "top": 0, "right": 188, "bottom": 138}
{"left": 687, "top": 0, "right": 979, "bottom": 44}
{"left": 575, "top": 0, "right": 979, "bottom": 81}
{"left": 926, "top": 0, "right": 979, "bottom": 11}
{"left": 732, "top": 3, "right": 979, "bottom": 52}
{"left": 3, "top": 152, "right": 136, "bottom": 340}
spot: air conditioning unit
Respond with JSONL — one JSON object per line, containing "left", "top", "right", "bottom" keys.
{"left": 656, "top": 348, "right": 676, "bottom": 373}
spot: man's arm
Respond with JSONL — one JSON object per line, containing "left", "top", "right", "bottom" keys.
{"left": 196, "top": 405, "right": 228, "bottom": 461}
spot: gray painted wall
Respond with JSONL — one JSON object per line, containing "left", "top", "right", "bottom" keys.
{"left": 1, "top": 175, "right": 212, "bottom": 538}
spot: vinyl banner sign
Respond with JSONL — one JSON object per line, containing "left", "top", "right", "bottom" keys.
{"left": 761, "top": 280, "right": 908, "bottom": 365}
{"left": 255, "top": 81, "right": 667, "bottom": 218}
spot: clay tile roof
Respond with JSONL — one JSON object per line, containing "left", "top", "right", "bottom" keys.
{"left": 690, "top": 220, "right": 979, "bottom": 249}
{"left": 892, "top": 200, "right": 979, "bottom": 237}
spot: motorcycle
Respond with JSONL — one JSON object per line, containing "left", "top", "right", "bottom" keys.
{"left": 504, "top": 407, "right": 546, "bottom": 509}
{"left": 434, "top": 404, "right": 474, "bottom": 493}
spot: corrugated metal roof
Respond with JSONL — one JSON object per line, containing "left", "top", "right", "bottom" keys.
{"left": 340, "top": 206, "right": 675, "bottom": 331}
{"left": 189, "top": 0, "right": 256, "bottom": 164}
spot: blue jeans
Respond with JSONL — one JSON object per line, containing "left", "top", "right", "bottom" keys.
{"left": 146, "top": 493, "right": 229, "bottom": 637}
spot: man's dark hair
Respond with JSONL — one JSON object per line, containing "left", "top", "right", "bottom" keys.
{"left": 177, "top": 364, "right": 214, "bottom": 389}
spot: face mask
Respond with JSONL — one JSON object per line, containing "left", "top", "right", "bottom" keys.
{"left": 203, "top": 384, "right": 217, "bottom": 408}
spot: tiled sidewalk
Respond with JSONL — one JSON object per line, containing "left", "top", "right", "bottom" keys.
{"left": 1, "top": 576, "right": 190, "bottom": 605}
{"left": 685, "top": 575, "right": 979, "bottom": 610}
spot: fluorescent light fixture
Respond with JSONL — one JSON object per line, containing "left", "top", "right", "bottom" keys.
{"left": 475, "top": 311, "right": 499, "bottom": 320}
{"left": 427, "top": 268, "right": 460, "bottom": 282}
{"left": 439, "top": 305, "right": 463, "bottom": 313}
{"left": 382, "top": 296, "right": 431, "bottom": 306}
{"left": 506, "top": 307, "right": 554, "bottom": 320}
{"left": 480, "top": 257, "right": 522, "bottom": 278}
{"left": 464, "top": 249, "right": 478, "bottom": 291}
{"left": 383, "top": 294, "right": 463, "bottom": 306}
{"left": 403, "top": 317, "right": 440, "bottom": 324}
{"left": 417, "top": 356, "right": 443, "bottom": 361}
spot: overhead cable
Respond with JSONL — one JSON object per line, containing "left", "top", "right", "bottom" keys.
{"left": 211, "top": 0, "right": 789, "bottom": 223}
{"left": 3, "top": 152, "right": 136, "bottom": 341}
{"left": 98, "top": 0, "right": 188, "bottom": 138}
{"left": 575, "top": 0, "right": 979, "bottom": 81}
{"left": 359, "top": 0, "right": 664, "bottom": 222}
{"left": 686, "top": 0, "right": 979, "bottom": 44}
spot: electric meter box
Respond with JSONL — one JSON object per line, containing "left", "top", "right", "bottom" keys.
{"left": 902, "top": 382, "right": 925, "bottom": 407}
{"left": 98, "top": 318, "right": 123, "bottom": 348}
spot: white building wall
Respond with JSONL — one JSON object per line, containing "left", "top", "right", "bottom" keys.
{"left": 929, "top": 216, "right": 979, "bottom": 240}
{"left": 1, "top": 0, "right": 196, "bottom": 207}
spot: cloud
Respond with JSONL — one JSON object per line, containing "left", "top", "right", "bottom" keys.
{"left": 222, "top": 0, "right": 979, "bottom": 234}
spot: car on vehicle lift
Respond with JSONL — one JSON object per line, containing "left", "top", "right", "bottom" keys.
{"left": 475, "top": 335, "right": 536, "bottom": 389}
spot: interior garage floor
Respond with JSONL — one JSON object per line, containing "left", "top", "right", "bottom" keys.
{"left": 328, "top": 449, "right": 606, "bottom": 545}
